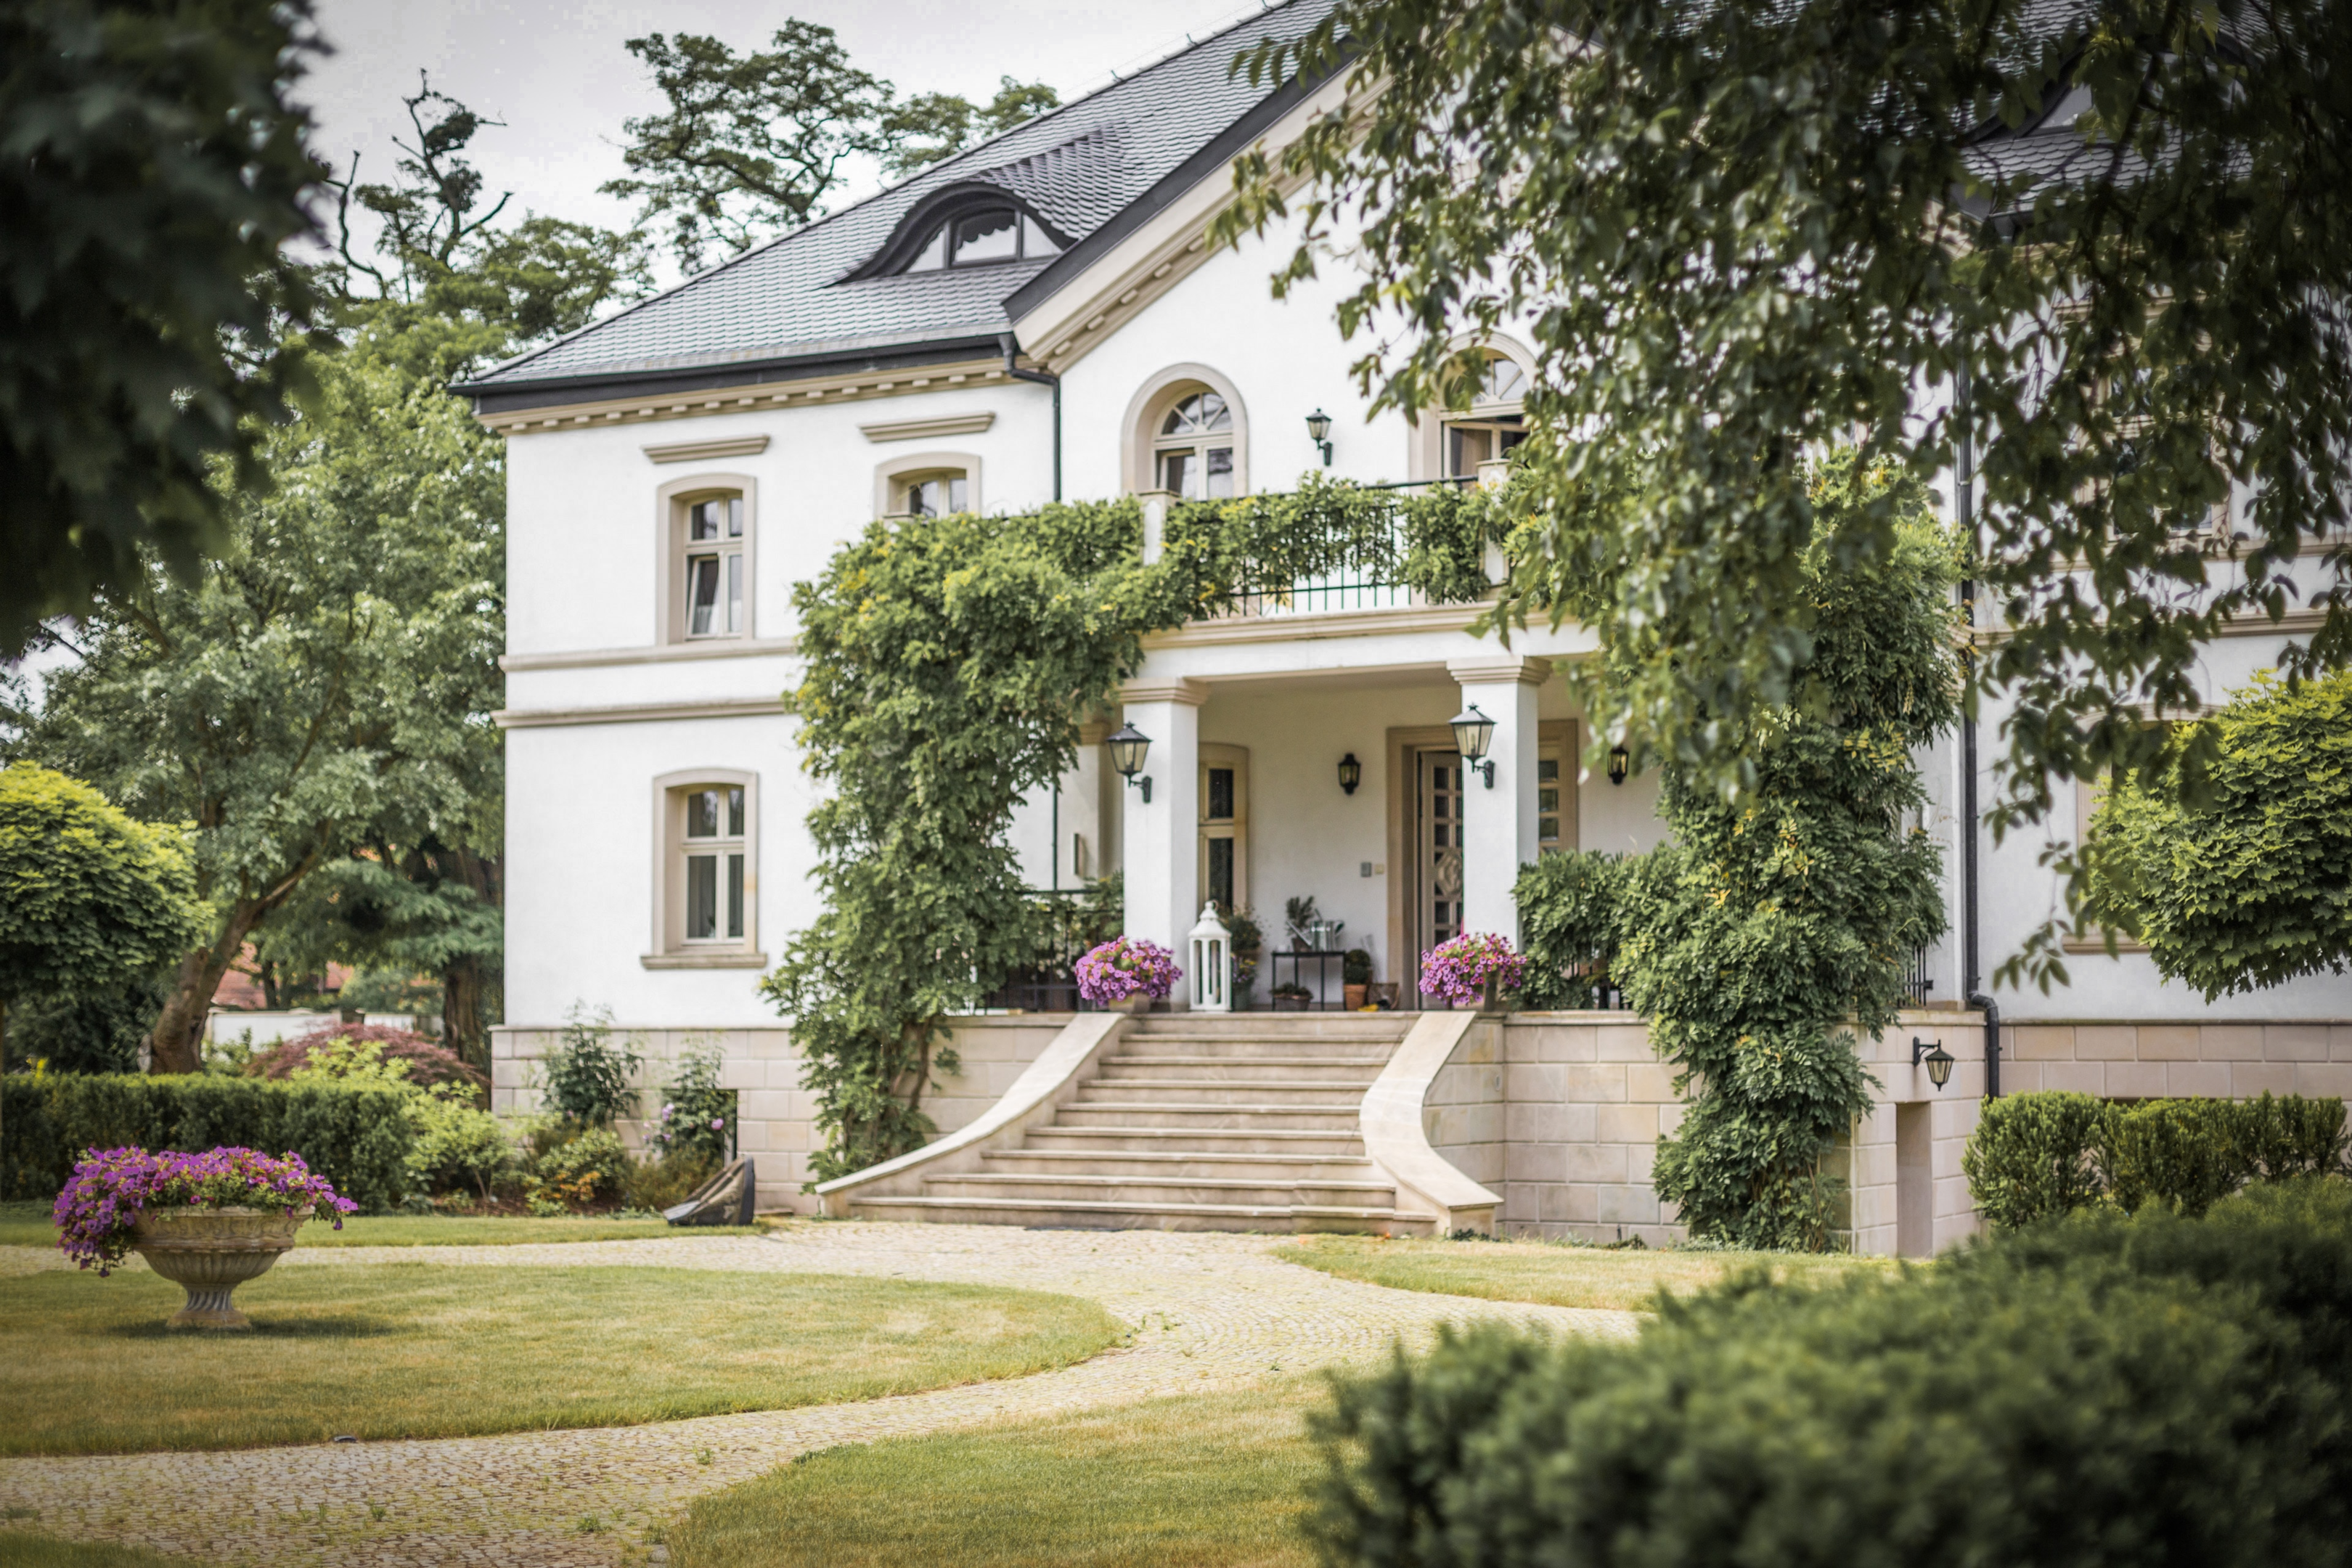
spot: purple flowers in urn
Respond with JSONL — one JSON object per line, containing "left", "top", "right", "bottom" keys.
{"left": 52, "top": 1146, "right": 354, "bottom": 1275}
{"left": 1076, "top": 936, "right": 1183, "bottom": 1005}
{"left": 1418, "top": 932, "right": 1526, "bottom": 1007}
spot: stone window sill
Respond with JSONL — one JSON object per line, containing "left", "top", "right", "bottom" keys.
{"left": 642, "top": 950, "right": 770, "bottom": 970}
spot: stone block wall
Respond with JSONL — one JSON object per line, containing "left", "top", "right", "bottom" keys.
{"left": 1998, "top": 1020, "right": 2352, "bottom": 1102}
{"left": 491, "top": 1014, "right": 1071, "bottom": 1213}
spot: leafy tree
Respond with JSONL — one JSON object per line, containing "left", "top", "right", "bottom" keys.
{"left": 1221, "top": 0, "right": 2352, "bottom": 985}
{"left": 882, "top": 76, "right": 1061, "bottom": 177}
{"left": 2086, "top": 670, "right": 2352, "bottom": 998}
{"left": 1615, "top": 458, "right": 1958, "bottom": 1249}
{"left": 13, "top": 350, "right": 502, "bottom": 1074}
{"left": 607, "top": 24, "right": 1058, "bottom": 269}
{"left": 0, "top": 763, "right": 199, "bottom": 1074}
{"left": 0, "top": 0, "right": 325, "bottom": 656}
{"left": 329, "top": 77, "right": 651, "bottom": 382}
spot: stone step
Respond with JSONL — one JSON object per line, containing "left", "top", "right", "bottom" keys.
{"left": 1098, "top": 1056, "right": 1389, "bottom": 1082}
{"left": 845, "top": 1193, "right": 1430, "bottom": 1235}
{"left": 1124, "top": 1014, "right": 1407, "bottom": 1034}
{"left": 1022, "top": 1126, "right": 1366, "bottom": 1156}
{"left": 1051, "top": 1102, "right": 1362, "bottom": 1130}
{"left": 926, "top": 1172, "right": 1399, "bottom": 1207}
{"left": 1103, "top": 1040, "right": 1397, "bottom": 1062}
{"left": 1075, "top": 1079, "right": 1371, "bottom": 1106}
{"left": 979, "top": 1149, "right": 1380, "bottom": 1181}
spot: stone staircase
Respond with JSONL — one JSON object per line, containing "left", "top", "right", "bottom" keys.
{"left": 843, "top": 1013, "right": 1430, "bottom": 1233}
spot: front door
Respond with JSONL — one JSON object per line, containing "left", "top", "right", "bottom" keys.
{"left": 1416, "top": 748, "right": 1464, "bottom": 999}
{"left": 1199, "top": 745, "right": 1248, "bottom": 915}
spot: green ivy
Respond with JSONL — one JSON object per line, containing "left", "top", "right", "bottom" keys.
{"left": 1611, "top": 454, "right": 1959, "bottom": 1249}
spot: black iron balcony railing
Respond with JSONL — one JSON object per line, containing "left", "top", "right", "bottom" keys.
{"left": 1172, "top": 475, "right": 1490, "bottom": 623}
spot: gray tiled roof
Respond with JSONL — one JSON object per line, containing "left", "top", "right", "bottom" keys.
{"left": 467, "top": 0, "right": 1340, "bottom": 392}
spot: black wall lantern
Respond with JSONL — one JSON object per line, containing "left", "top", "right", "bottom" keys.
{"left": 1913, "top": 1035, "right": 1956, "bottom": 1090}
{"left": 1305, "top": 408, "right": 1334, "bottom": 467}
{"left": 1337, "top": 752, "right": 1362, "bottom": 795}
{"left": 1450, "top": 704, "right": 1497, "bottom": 788}
{"left": 1107, "top": 722, "right": 1152, "bottom": 804}
{"left": 1606, "top": 744, "right": 1630, "bottom": 786}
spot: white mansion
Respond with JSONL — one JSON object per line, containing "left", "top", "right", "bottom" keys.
{"left": 461, "top": 0, "right": 2351, "bottom": 1247}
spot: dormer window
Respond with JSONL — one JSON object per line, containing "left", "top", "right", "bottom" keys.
{"left": 902, "top": 207, "right": 1062, "bottom": 273}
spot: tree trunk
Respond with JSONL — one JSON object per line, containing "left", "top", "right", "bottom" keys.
{"left": 147, "top": 904, "right": 267, "bottom": 1074}
{"left": 258, "top": 957, "right": 282, "bottom": 1011}
{"left": 442, "top": 955, "right": 489, "bottom": 1078}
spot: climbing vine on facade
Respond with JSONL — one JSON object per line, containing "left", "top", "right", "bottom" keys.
{"left": 771, "top": 475, "right": 1518, "bottom": 1182}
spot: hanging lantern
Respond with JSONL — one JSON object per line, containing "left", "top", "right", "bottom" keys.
{"left": 1450, "top": 704, "right": 1497, "bottom": 788}
{"left": 1606, "top": 744, "right": 1630, "bottom": 786}
{"left": 1337, "top": 752, "right": 1362, "bottom": 795}
{"left": 1914, "top": 1036, "right": 1956, "bottom": 1090}
{"left": 1107, "top": 722, "right": 1152, "bottom": 803}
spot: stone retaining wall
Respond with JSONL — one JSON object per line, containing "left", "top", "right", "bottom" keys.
{"left": 490, "top": 1016, "right": 1069, "bottom": 1213}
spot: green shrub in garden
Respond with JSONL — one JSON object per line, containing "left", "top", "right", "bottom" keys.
{"left": 528, "top": 1127, "right": 632, "bottom": 1212}
{"left": 0, "top": 1072, "right": 413, "bottom": 1209}
{"left": 1964, "top": 1090, "right": 2348, "bottom": 1227}
{"left": 1961, "top": 1090, "right": 2108, "bottom": 1228}
{"left": 649, "top": 1039, "right": 735, "bottom": 1164}
{"left": 538, "top": 1006, "right": 643, "bottom": 1127}
{"left": 1512, "top": 850, "right": 1628, "bottom": 1008}
{"left": 1305, "top": 1180, "right": 2352, "bottom": 1568}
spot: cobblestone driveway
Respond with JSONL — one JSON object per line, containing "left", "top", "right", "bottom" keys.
{"left": 0, "top": 1223, "right": 1636, "bottom": 1567}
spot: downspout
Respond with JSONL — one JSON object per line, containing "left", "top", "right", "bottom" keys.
{"left": 1955, "top": 367, "right": 2001, "bottom": 1098}
{"left": 1000, "top": 332, "right": 1061, "bottom": 502}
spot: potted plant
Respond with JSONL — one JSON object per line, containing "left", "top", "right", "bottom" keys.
{"left": 1342, "top": 948, "right": 1373, "bottom": 1010}
{"left": 1418, "top": 932, "right": 1527, "bottom": 1012}
{"left": 1076, "top": 936, "right": 1182, "bottom": 1013}
{"left": 1220, "top": 903, "right": 1262, "bottom": 1010}
{"left": 1270, "top": 981, "right": 1315, "bottom": 1012}
{"left": 53, "top": 1146, "right": 356, "bottom": 1330}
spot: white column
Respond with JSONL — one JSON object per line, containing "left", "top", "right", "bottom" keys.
{"left": 1448, "top": 656, "right": 1551, "bottom": 944}
{"left": 1117, "top": 677, "right": 1205, "bottom": 1007}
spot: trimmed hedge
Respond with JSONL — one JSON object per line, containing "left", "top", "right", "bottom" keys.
{"left": 1964, "top": 1090, "right": 2348, "bottom": 1228}
{"left": 1, "top": 1074, "right": 415, "bottom": 1211}
{"left": 1306, "top": 1180, "right": 2352, "bottom": 1568}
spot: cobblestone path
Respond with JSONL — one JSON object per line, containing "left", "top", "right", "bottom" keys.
{"left": 0, "top": 1224, "right": 1636, "bottom": 1567}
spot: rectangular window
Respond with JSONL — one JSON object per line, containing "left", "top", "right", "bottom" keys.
{"left": 1206, "top": 767, "right": 1234, "bottom": 821}
{"left": 679, "top": 784, "right": 748, "bottom": 945}
{"left": 1537, "top": 757, "right": 1561, "bottom": 850}
{"left": 679, "top": 494, "right": 748, "bottom": 641}
{"left": 1206, "top": 837, "right": 1234, "bottom": 911}
{"left": 1158, "top": 450, "right": 1193, "bottom": 497}
{"left": 1205, "top": 446, "right": 1234, "bottom": 499}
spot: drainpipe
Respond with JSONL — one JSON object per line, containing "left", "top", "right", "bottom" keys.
{"left": 1000, "top": 332, "right": 1061, "bottom": 502}
{"left": 1955, "top": 367, "right": 2001, "bottom": 1098}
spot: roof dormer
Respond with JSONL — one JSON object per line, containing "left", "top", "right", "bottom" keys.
{"left": 846, "top": 185, "right": 1067, "bottom": 282}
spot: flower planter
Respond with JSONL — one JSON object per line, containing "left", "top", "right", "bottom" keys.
{"left": 1101, "top": 994, "right": 1149, "bottom": 1015}
{"left": 131, "top": 1206, "right": 311, "bottom": 1331}
{"left": 1344, "top": 984, "right": 1368, "bottom": 1011}
{"left": 1272, "top": 994, "right": 1312, "bottom": 1012}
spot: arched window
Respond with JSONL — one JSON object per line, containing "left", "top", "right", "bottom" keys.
{"left": 1441, "top": 354, "right": 1529, "bottom": 478}
{"left": 901, "top": 207, "right": 1062, "bottom": 273}
{"left": 655, "top": 474, "right": 759, "bottom": 646}
{"left": 1154, "top": 391, "right": 1236, "bottom": 499}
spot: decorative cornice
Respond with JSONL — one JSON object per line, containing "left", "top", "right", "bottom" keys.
{"left": 499, "top": 637, "right": 799, "bottom": 674}
{"left": 1117, "top": 677, "right": 1209, "bottom": 707}
{"left": 1447, "top": 654, "right": 1553, "bottom": 686}
{"left": 475, "top": 357, "right": 1011, "bottom": 438}
{"left": 494, "top": 698, "right": 789, "bottom": 730}
{"left": 643, "top": 434, "right": 770, "bottom": 464}
{"left": 860, "top": 412, "right": 996, "bottom": 444}
{"left": 1975, "top": 605, "right": 2332, "bottom": 648}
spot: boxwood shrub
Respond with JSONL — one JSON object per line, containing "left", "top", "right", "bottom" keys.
{"left": 1, "top": 1073, "right": 415, "bottom": 1211}
{"left": 1964, "top": 1089, "right": 2348, "bottom": 1228}
{"left": 1306, "top": 1180, "right": 2352, "bottom": 1568}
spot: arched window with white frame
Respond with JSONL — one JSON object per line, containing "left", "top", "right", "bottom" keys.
{"left": 1154, "top": 391, "right": 1237, "bottom": 499}
{"left": 1441, "top": 354, "right": 1529, "bottom": 478}
{"left": 655, "top": 474, "right": 759, "bottom": 646}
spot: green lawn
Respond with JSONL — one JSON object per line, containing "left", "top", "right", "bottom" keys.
{"left": 1281, "top": 1233, "right": 1899, "bottom": 1311}
{"left": 0, "top": 1262, "right": 1120, "bottom": 1455}
{"left": 672, "top": 1382, "right": 1326, "bottom": 1568}
{"left": 0, "top": 1203, "right": 764, "bottom": 1249}
{"left": 0, "top": 1533, "right": 213, "bottom": 1568}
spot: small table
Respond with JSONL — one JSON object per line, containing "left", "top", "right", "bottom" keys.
{"left": 1263, "top": 950, "right": 1347, "bottom": 1010}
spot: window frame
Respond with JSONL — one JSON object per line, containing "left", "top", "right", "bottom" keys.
{"left": 873, "top": 451, "right": 984, "bottom": 520}
{"left": 646, "top": 768, "right": 764, "bottom": 967}
{"left": 899, "top": 206, "right": 1063, "bottom": 273}
{"left": 1122, "top": 364, "right": 1251, "bottom": 499}
{"left": 655, "top": 473, "right": 759, "bottom": 647}
{"left": 1409, "top": 337, "right": 1538, "bottom": 483}
{"left": 1153, "top": 391, "right": 1240, "bottom": 501}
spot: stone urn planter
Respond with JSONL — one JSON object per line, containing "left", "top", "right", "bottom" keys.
{"left": 131, "top": 1205, "right": 311, "bottom": 1331}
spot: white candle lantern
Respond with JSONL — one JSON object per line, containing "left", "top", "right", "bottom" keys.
{"left": 1188, "top": 902, "right": 1233, "bottom": 1013}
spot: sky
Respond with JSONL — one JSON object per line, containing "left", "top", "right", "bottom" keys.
{"left": 298, "top": 0, "right": 1273, "bottom": 256}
